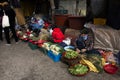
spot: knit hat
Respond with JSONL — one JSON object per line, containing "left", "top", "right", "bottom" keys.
{"left": 80, "top": 28, "right": 89, "bottom": 34}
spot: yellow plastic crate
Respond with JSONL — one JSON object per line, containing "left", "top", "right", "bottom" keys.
{"left": 93, "top": 18, "right": 106, "bottom": 25}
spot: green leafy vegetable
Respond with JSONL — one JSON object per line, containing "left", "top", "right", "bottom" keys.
{"left": 64, "top": 50, "right": 78, "bottom": 59}
{"left": 68, "top": 64, "right": 89, "bottom": 75}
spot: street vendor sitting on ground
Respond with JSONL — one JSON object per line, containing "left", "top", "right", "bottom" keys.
{"left": 75, "top": 28, "right": 94, "bottom": 53}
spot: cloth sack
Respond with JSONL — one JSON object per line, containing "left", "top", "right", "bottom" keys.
{"left": 2, "top": 13, "right": 10, "bottom": 28}
{"left": 14, "top": 8, "right": 26, "bottom": 25}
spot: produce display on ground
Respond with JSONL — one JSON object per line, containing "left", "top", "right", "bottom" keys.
{"left": 16, "top": 20, "right": 119, "bottom": 76}
{"left": 68, "top": 64, "right": 89, "bottom": 76}
{"left": 64, "top": 49, "right": 79, "bottom": 59}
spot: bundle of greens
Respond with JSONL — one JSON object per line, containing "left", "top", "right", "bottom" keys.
{"left": 86, "top": 54, "right": 103, "bottom": 73}
{"left": 29, "top": 36, "right": 40, "bottom": 41}
{"left": 68, "top": 64, "right": 89, "bottom": 76}
{"left": 42, "top": 42, "right": 53, "bottom": 50}
{"left": 64, "top": 49, "right": 78, "bottom": 59}
{"left": 50, "top": 44, "right": 64, "bottom": 55}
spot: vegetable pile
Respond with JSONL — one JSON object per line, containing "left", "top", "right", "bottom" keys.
{"left": 50, "top": 44, "right": 64, "bottom": 55}
{"left": 64, "top": 49, "right": 78, "bottom": 59}
{"left": 68, "top": 64, "right": 89, "bottom": 75}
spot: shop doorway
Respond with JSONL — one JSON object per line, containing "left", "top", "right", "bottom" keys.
{"left": 20, "top": 0, "right": 51, "bottom": 17}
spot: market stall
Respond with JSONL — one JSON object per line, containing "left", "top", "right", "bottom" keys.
{"left": 16, "top": 15, "right": 120, "bottom": 76}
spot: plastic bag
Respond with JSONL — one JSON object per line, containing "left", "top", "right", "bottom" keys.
{"left": 2, "top": 13, "right": 10, "bottom": 28}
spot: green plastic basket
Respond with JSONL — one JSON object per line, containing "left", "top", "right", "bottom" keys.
{"left": 39, "top": 47, "right": 48, "bottom": 55}
{"left": 28, "top": 42, "right": 38, "bottom": 50}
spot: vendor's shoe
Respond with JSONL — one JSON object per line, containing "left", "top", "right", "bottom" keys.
{"left": 15, "top": 42, "right": 19, "bottom": 44}
{"left": 0, "top": 39, "right": 3, "bottom": 41}
{"left": 5, "top": 43, "right": 11, "bottom": 46}
{"left": 15, "top": 40, "right": 20, "bottom": 44}
{"left": 0, "top": 41, "right": 2, "bottom": 43}
{"left": 0, "top": 39, "right": 3, "bottom": 42}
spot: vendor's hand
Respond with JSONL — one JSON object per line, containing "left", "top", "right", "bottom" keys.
{"left": 81, "top": 49, "right": 87, "bottom": 53}
{"left": 31, "top": 21, "right": 37, "bottom": 23}
{"left": 76, "top": 48, "right": 81, "bottom": 53}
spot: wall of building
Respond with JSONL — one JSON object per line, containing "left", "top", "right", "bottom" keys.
{"left": 107, "top": 0, "right": 120, "bottom": 29}
{"left": 59, "top": 0, "right": 86, "bottom": 16}
{"left": 91, "top": 0, "right": 107, "bottom": 18}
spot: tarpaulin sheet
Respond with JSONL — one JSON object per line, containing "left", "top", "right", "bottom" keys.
{"left": 85, "top": 23, "right": 120, "bottom": 54}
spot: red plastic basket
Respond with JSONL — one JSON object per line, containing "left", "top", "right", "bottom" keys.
{"left": 103, "top": 64, "right": 118, "bottom": 74}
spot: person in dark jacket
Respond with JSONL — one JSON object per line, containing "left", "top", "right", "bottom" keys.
{"left": 3, "top": 3, "right": 18, "bottom": 45}
{"left": 0, "top": 5, "right": 4, "bottom": 41}
{"left": 75, "top": 28, "right": 94, "bottom": 53}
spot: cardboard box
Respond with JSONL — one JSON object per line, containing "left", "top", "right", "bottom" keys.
{"left": 94, "top": 18, "right": 106, "bottom": 25}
